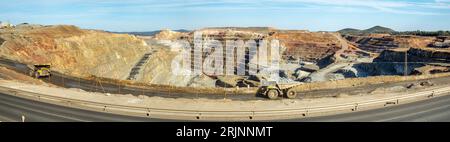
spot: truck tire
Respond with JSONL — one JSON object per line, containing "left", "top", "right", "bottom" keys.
{"left": 29, "top": 71, "right": 34, "bottom": 77}
{"left": 267, "top": 89, "right": 279, "bottom": 100}
{"left": 35, "top": 72, "right": 40, "bottom": 78}
{"left": 285, "top": 89, "right": 297, "bottom": 99}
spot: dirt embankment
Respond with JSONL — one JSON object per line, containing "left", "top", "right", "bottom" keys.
{"left": 0, "top": 66, "right": 47, "bottom": 85}
{"left": 0, "top": 25, "right": 149, "bottom": 79}
{"left": 393, "top": 36, "right": 435, "bottom": 48}
{"left": 345, "top": 35, "right": 435, "bottom": 53}
{"left": 273, "top": 31, "right": 341, "bottom": 62}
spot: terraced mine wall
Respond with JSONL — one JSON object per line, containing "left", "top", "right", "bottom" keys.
{"left": 345, "top": 35, "right": 435, "bottom": 53}
{"left": 338, "top": 47, "right": 450, "bottom": 78}
{"left": 274, "top": 31, "right": 341, "bottom": 62}
{"left": 375, "top": 48, "right": 450, "bottom": 63}
{"left": 0, "top": 25, "right": 148, "bottom": 80}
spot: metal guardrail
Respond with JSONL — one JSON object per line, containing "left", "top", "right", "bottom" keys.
{"left": 1, "top": 85, "right": 449, "bottom": 121}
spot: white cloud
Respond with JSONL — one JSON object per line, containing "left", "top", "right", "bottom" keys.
{"left": 261, "top": 0, "right": 448, "bottom": 15}
{"left": 2, "top": 0, "right": 449, "bottom": 16}
{"left": 99, "top": 0, "right": 449, "bottom": 15}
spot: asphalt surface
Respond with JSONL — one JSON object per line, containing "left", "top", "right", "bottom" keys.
{"left": 1, "top": 92, "right": 450, "bottom": 122}
{"left": 0, "top": 93, "right": 166, "bottom": 122}
{"left": 296, "top": 93, "right": 450, "bottom": 122}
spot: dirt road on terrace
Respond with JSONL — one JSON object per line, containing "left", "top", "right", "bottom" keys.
{"left": 307, "top": 33, "right": 351, "bottom": 82}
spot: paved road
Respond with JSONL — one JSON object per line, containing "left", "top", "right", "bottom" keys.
{"left": 296, "top": 93, "right": 450, "bottom": 122}
{"left": 2, "top": 91, "right": 450, "bottom": 122}
{"left": 0, "top": 93, "right": 167, "bottom": 122}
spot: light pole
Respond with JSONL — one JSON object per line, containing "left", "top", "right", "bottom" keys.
{"left": 404, "top": 49, "right": 408, "bottom": 76}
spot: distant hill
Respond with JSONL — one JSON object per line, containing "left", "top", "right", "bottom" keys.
{"left": 203, "top": 27, "right": 275, "bottom": 31}
{"left": 365, "top": 26, "right": 395, "bottom": 34}
{"left": 112, "top": 29, "right": 190, "bottom": 36}
{"left": 201, "top": 27, "right": 277, "bottom": 33}
{"left": 338, "top": 26, "right": 396, "bottom": 35}
{"left": 337, "top": 28, "right": 361, "bottom": 35}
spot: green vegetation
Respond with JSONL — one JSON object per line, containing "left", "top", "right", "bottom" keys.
{"left": 392, "top": 31, "right": 450, "bottom": 36}
{"left": 339, "top": 26, "right": 450, "bottom": 37}
{"left": 338, "top": 26, "right": 395, "bottom": 35}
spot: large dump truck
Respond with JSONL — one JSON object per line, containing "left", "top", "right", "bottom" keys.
{"left": 258, "top": 81, "right": 301, "bottom": 100}
{"left": 28, "top": 64, "right": 51, "bottom": 78}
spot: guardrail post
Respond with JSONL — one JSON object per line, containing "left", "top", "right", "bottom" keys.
{"left": 250, "top": 111, "right": 255, "bottom": 120}
{"left": 9, "top": 90, "right": 17, "bottom": 96}
{"left": 142, "top": 84, "right": 144, "bottom": 96}
{"left": 303, "top": 109, "right": 308, "bottom": 117}
{"left": 117, "top": 81, "right": 120, "bottom": 94}
{"left": 353, "top": 103, "right": 358, "bottom": 111}
{"left": 428, "top": 91, "right": 435, "bottom": 98}
{"left": 146, "top": 108, "right": 151, "bottom": 117}
{"left": 196, "top": 112, "right": 201, "bottom": 120}
{"left": 224, "top": 89, "right": 227, "bottom": 100}
{"left": 79, "top": 77, "right": 81, "bottom": 90}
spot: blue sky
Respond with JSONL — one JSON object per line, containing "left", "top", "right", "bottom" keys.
{"left": 1, "top": 0, "right": 449, "bottom": 32}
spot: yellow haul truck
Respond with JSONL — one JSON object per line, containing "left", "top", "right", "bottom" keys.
{"left": 28, "top": 64, "right": 51, "bottom": 78}
{"left": 258, "top": 81, "right": 300, "bottom": 100}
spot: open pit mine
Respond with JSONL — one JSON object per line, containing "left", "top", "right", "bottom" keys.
{"left": 1, "top": 24, "right": 450, "bottom": 100}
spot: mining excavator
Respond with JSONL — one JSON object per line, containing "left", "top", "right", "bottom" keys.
{"left": 258, "top": 81, "right": 300, "bottom": 100}
{"left": 28, "top": 64, "right": 51, "bottom": 78}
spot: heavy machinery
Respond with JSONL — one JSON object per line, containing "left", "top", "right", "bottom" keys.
{"left": 28, "top": 64, "right": 51, "bottom": 78}
{"left": 258, "top": 81, "right": 300, "bottom": 100}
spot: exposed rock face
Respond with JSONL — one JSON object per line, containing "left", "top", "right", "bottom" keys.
{"left": 353, "top": 62, "right": 424, "bottom": 76}
{"left": 375, "top": 48, "right": 450, "bottom": 63}
{"left": 0, "top": 21, "right": 13, "bottom": 28}
{"left": 178, "top": 28, "right": 341, "bottom": 63}
{"left": 429, "top": 37, "right": 450, "bottom": 48}
{"left": 339, "top": 47, "right": 450, "bottom": 78}
{"left": 153, "top": 29, "right": 186, "bottom": 40}
{"left": 0, "top": 37, "right": 4, "bottom": 46}
{"left": 345, "top": 35, "right": 435, "bottom": 53}
{"left": 0, "top": 25, "right": 149, "bottom": 79}
{"left": 134, "top": 46, "right": 217, "bottom": 87}
{"left": 143, "top": 28, "right": 342, "bottom": 87}
{"left": 136, "top": 28, "right": 338, "bottom": 87}
{"left": 412, "top": 65, "right": 450, "bottom": 75}
{"left": 273, "top": 31, "right": 341, "bottom": 62}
